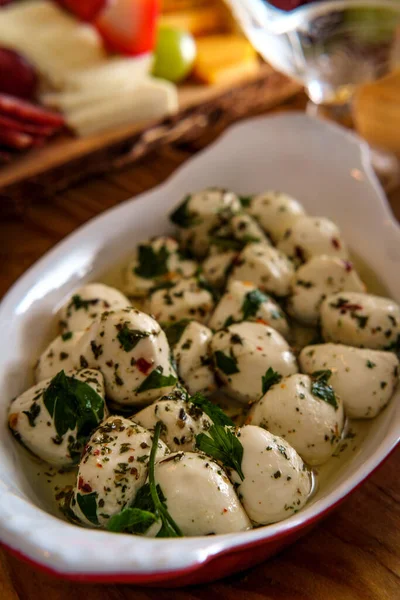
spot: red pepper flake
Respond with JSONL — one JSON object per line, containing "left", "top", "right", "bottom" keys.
{"left": 137, "top": 357, "right": 152, "bottom": 374}
{"left": 332, "top": 238, "right": 341, "bottom": 249}
{"left": 342, "top": 260, "right": 353, "bottom": 272}
{"left": 340, "top": 303, "right": 363, "bottom": 314}
{"left": 128, "top": 456, "right": 135, "bottom": 463}
{"left": 78, "top": 477, "right": 92, "bottom": 493}
{"left": 223, "top": 508, "right": 228, "bottom": 513}
{"left": 93, "top": 449, "right": 100, "bottom": 456}
{"left": 256, "top": 346, "right": 263, "bottom": 351}
{"left": 96, "top": 463, "right": 103, "bottom": 468}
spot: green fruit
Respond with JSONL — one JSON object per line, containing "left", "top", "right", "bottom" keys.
{"left": 152, "top": 26, "right": 196, "bottom": 83}
{"left": 343, "top": 6, "right": 399, "bottom": 44}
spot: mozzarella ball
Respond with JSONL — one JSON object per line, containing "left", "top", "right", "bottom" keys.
{"left": 320, "top": 292, "right": 400, "bottom": 350}
{"left": 172, "top": 321, "right": 217, "bottom": 396}
{"left": 58, "top": 283, "right": 131, "bottom": 332}
{"left": 246, "top": 191, "right": 306, "bottom": 243}
{"left": 232, "top": 425, "right": 311, "bottom": 524}
{"left": 151, "top": 452, "right": 251, "bottom": 535}
{"left": 8, "top": 369, "right": 106, "bottom": 467}
{"left": 299, "top": 343, "right": 399, "bottom": 418}
{"left": 147, "top": 277, "right": 215, "bottom": 325}
{"left": 229, "top": 213, "right": 270, "bottom": 246}
{"left": 287, "top": 256, "right": 365, "bottom": 326}
{"left": 123, "top": 236, "right": 197, "bottom": 298}
{"left": 171, "top": 188, "right": 241, "bottom": 258}
{"left": 210, "top": 322, "right": 298, "bottom": 404}
{"left": 248, "top": 373, "right": 345, "bottom": 465}
{"left": 75, "top": 308, "right": 177, "bottom": 406}
{"left": 202, "top": 250, "right": 237, "bottom": 289}
{"left": 134, "top": 398, "right": 213, "bottom": 452}
{"left": 34, "top": 331, "right": 84, "bottom": 383}
{"left": 229, "top": 243, "right": 295, "bottom": 297}
{"left": 277, "top": 216, "right": 348, "bottom": 265}
{"left": 209, "top": 280, "right": 289, "bottom": 339}
{"left": 71, "top": 417, "right": 169, "bottom": 527}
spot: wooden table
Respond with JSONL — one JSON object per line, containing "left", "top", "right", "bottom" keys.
{"left": 1, "top": 96, "right": 399, "bottom": 600}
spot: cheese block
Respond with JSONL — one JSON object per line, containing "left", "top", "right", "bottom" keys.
{"left": 192, "top": 35, "right": 259, "bottom": 85}
{"left": 160, "top": 6, "right": 229, "bottom": 37}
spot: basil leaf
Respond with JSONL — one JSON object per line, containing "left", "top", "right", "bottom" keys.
{"left": 214, "top": 350, "right": 239, "bottom": 375}
{"left": 136, "top": 366, "right": 177, "bottom": 393}
{"left": 43, "top": 370, "right": 104, "bottom": 440}
{"left": 107, "top": 508, "right": 156, "bottom": 534}
{"left": 242, "top": 289, "right": 268, "bottom": 321}
{"left": 196, "top": 425, "right": 244, "bottom": 481}
{"left": 262, "top": 367, "right": 282, "bottom": 395}
{"left": 134, "top": 244, "right": 169, "bottom": 279}
{"left": 170, "top": 195, "right": 197, "bottom": 229}
{"left": 310, "top": 370, "right": 338, "bottom": 410}
{"left": 116, "top": 324, "right": 150, "bottom": 352}
{"left": 77, "top": 491, "right": 99, "bottom": 525}
{"left": 189, "top": 393, "right": 234, "bottom": 427}
{"left": 164, "top": 319, "right": 191, "bottom": 347}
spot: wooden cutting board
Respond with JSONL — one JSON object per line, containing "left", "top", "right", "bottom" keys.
{"left": 0, "top": 64, "right": 301, "bottom": 216}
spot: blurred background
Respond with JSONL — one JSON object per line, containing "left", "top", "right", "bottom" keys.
{"left": 0, "top": 0, "right": 399, "bottom": 199}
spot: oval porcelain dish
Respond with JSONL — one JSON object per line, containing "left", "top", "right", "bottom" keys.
{"left": 0, "top": 113, "right": 399, "bottom": 585}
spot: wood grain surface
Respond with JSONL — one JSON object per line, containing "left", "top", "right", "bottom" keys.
{"left": 0, "top": 96, "right": 399, "bottom": 600}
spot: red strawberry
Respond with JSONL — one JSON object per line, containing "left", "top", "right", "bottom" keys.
{"left": 53, "top": 0, "right": 108, "bottom": 22}
{"left": 95, "top": 0, "right": 159, "bottom": 56}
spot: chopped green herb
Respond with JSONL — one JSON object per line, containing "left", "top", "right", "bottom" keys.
{"left": 295, "top": 279, "right": 314, "bottom": 289}
{"left": 22, "top": 402, "right": 41, "bottom": 427}
{"left": 223, "top": 315, "right": 235, "bottom": 328}
{"left": 214, "top": 350, "right": 239, "bottom": 375}
{"left": 164, "top": 319, "right": 191, "bottom": 347}
{"left": 69, "top": 295, "right": 98, "bottom": 312}
{"left": 61, "top": 332, "right": 73, "bottom": 341}
{"left": 117, "top": 324, "right": 150, "bottom": 352}
{"left": 136, "top": 366, "right": 177, "bottom": 393}
{"left": 170, "top": 195, "right": 198, "bottom": 229}
{"left": 239, "top": 196, "right": 252, "bottom": 208}
{"left": 310, "top": 370, "right": 338, "bottom": 410}
{"left": 366, "top": 360, "right": 376, "bottom": 369}
{"left": 77, "top": 492, "right": 99, "bottom": 525}
{"left": 262, "top": 367, "right": 282, "bottom": 395}
{"left": 189, "top": 392, "right": 234, "bottom": 427}
{"left": 242, "top": 289, "right": 268, "bottom": 321}
{"left": 196, "top": 424, "right": 244, "bottom": 481}
{"left": 134, "top": 244, "right": 169, "bottom": 279}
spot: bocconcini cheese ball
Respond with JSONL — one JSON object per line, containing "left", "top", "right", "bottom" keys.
{"left": 201, "top": 250, "right": 237, "bottom": 289}
{"left": 146, "top": 277, "right": 215, "bottom": 325}
{"left": 231, "top": 425, "right": 311, "bottom": 524}
{"left": 58, "top": 283, "right": 131, "bottom": 332}
{"left": 229, "top": 243, "right": 295, "bottom": 297}
{"left": 277, "top": 216, "right": 348, "bottom": 265}
{"left": 287, "top": 256, "right": 365, "bottom": 326}
{"left": 8, "top": 369, "right": 106, "bottom": 467}
{"left": 299, "top": 343, "right": 399, "bottom": 419}
{"left": 123, "top": 236, "right": 198, "bottom": 298}
{"left": 245, "top": 190, "right": 306, "bottom": 243}
{"left": 320, "top": 292, "right": 400, "bottom": 350}
{"left": 248, "top": 373, "right": 345, "bottom": 465}
{"left": 75, "top": 308, "right": 177, "bottom": 406}
{"left": 150, "top": 451, "right": 251, "bottom": 536}
{"left": 171, "top": 188, "right": 242, "bottom": 258}
{"left": 134, "top": 397, "right": 213, "bottom": 452}
{"left": 210, "top": 322, "right": 298, "bottom": 404}
{"left": 209, "top": 280, "right": 289, "bottom": 338}
{"left": 34, "top": 330, "right": 85, "bottom": 383}
{"left": 171, "top": 320, "right": 217, "bottom": 396}
{"left": 71, "top": 417, "right": 169, "bottom": 528}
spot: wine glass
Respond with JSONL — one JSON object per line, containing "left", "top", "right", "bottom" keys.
{"left": 224, "top": 0, "right": 400, "bottom": 188}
